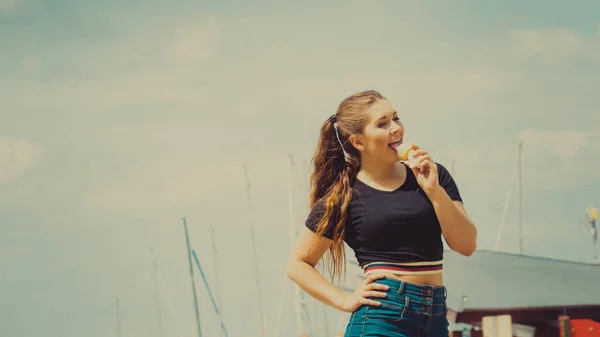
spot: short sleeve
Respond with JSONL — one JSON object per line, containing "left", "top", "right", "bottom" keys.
{"left": 305, "top": 198, "right": 337, "bottom": 240}
{"left": 436, "top": 163, "right": 463, "bottom": 203}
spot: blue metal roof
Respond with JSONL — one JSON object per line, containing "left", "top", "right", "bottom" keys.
{"left": 443, "top": 249, "right": 600, "bottom": 312}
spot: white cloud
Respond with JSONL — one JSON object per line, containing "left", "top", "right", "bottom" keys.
{"left": 165, "top": 14, "right": 219, "bottom": 66}
{"left": 510, "top": 26, "right": 600, "bottom": 64}
{"left": 0, "top": 0, "right": 18, "bottom": 12}
{"left": 0, "top": 137, "right": 41, "bottom": 184}
{"left": 21, "top": 56, "right": 41, "bottom": 73}
{"left": 516, "top": 128, "right": 600, "bottom": 160}
{"left": 390, "top": 66, "right": 522, "bottom": 118}
{"left": 1, "top": 70, "right": 210, "bottom": 117}
{"left": 452, "top": 128, "right": 600, "bottom": 191}
{"left": 3, "top": 16, "right": 597, "bottom": 224}
{"left": 1, "top": 15, "right": 220, "bottom": 117}
{"left": 79, "top": 154, "right": 296, "bottom": 214}
{"left": 513, "top": 128, "right": 600, "bottom": 188}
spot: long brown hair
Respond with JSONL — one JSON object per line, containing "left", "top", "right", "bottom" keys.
{"left": 309, "top": 90, "right": 386, "bottom": 282}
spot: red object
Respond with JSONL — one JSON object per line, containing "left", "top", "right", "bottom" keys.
{"left": 560, "top": 316, "right": 571, "bottom": 337}
{"left": 570, "top": 319, "right": 600, "bottom": 337}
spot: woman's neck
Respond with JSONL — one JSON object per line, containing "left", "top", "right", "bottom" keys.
{"left": 356, "top": 159, "right": 405, "bottom": 184}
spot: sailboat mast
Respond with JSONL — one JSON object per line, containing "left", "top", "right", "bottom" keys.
{"left": 182, "top": 217, "right": 203, "bottom": 337}
{"left": 156, "top": 267, "right": 184, "bottom": 337}
{"left": 297, "top": 158, "right": 325, "bottom": 336}
{"left": 243, "top": 162, "right": 267, "bottom": 337}
{"left": 516, "top": 140, "right": 524, "bottom": 255}
{"left": 288, "top": 155, "right": 306, "bottom": 336}
{"left": 594, "top": 234, "right": 598, "bottom": 261}
{"left": 591, "top": 214, "right": 598, "bottom": 261}
{"left": 493, "top": 167, "right": 517, "bottom": 251}
{"left": 116, "top": 297, "right": 123, "bottom": 337}
{"left": 209, "top": 225, "right": 224, "bottom": 337}
{"left": 151, "top": 248, "right": 164, "bottom": 337}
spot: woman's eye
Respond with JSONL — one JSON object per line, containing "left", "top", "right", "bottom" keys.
{"left": 378, "top": 116, "right": 400, "bottom": 128}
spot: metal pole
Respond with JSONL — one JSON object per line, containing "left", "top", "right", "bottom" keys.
{"left": 151, "top": 248, "right": 163, "bottom": 337}
{"left": 592, "top": 219, "right": 597, "bottom": 261}
{"left": 116, "top": 297, "right": 122, "bottom": 337}
{"left": 287, "top": 156, "right": 305, "bottom": 336}
{"left": 516, "top": 141, "right": 523, "bottom": 255}
{"left": 243, "top": 162, "right": 266, "bottom": 337}
{"left": 192, "top": 250, "right": 229, "bottom": 337}
{"left": 494, "top": 167, "right": 518, "bottom": 251}
{"left": 209, "top": 225, "right": 224, "bottom": 337}
{"left": 182, "top": 217, "right": 203, "bottom": 337}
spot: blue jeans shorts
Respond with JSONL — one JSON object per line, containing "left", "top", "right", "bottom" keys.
{"left": 343, "top": 277, "right": 449, "bottom": 337}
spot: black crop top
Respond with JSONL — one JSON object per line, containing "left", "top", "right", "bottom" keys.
{"left": 305, "top": 162, "right": 462, "bottom": 276}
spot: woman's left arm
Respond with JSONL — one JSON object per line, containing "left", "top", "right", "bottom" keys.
{"left": 412, "top": 153, "right": 477, "bottom": 256}
{"left": 425, "top": 186, "right": 477, "bottom": 256}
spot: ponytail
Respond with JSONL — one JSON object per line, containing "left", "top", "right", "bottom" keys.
{"left": 309, "top": 115, "right": 359, "bottom": 283}
{"left": 307, "top": 89, "right": 384, "bottom": 282}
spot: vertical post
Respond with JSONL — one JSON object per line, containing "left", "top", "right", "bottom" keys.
{"left": 209, "top": 225, "right": 224, "bottom": 337}
{"left": 243, "top": 162, "right": 266, "bottom": 337}
{"left": 151, "top": 248, "right": 163, "bottom": 337}
{"left": 116, "top": 297, "right": 122, "bottom": 337}
{"left": 183, "top": 217, "right": 203, "bottom": 337}
{"left": 592, "top": 219, "right": 597, "bottom": 261}
{"left": 191, "top": 250, "right": 229, "bottom": 337}
{"left": 288, "top": 156, "right": 305, "bottom": 336}
{"left": 516, "top": 141, "right": 523, "bottom": 255}
{"left": 323, "top": 304, "right": 330, "bottom": 337}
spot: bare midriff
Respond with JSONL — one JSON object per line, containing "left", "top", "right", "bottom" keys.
{"left": 362, "top": 260, "right": 444, "bottom": 286}
{"left": 373, "top": 272, "right": 444, "bottom": 287}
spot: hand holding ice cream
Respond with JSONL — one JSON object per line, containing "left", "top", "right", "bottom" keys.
{"left": 394, "top": 142, "right": 440, "bottom": 192}
{"left": 395, "top": 142, "right": 420, "bottom": 168}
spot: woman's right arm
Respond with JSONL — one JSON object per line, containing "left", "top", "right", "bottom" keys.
{"left": 285, "top": 227, "right": 387, "bottom": 312}
{"left": 285, "top": 227, "right": 348, "bottom": 311}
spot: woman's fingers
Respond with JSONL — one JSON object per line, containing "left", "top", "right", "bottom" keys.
{"left": 361, "top": 274, "right": 388, "bottom": 305}
{"left": 365, "top": 282, "right": 389, "bottom": 291}
{"left": 363, "top": 290, "right": 388, "bottom": 298}
{"left": 364, "top": 274, "right": 386, "bottom": 285}
{"left": 360, "top": 297, "right": 382, "bottom": 306}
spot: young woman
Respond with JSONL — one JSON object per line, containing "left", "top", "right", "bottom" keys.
{"left": 286, "top": 90, "right": 477, "bottom": 336}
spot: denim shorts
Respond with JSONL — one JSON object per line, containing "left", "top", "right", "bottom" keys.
{"left": 343, "top": 277, "right": 449, "bottom": 337}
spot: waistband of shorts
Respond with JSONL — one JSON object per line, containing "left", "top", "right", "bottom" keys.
{"left": 374, "top": 277, "right": 447, "bottom": 299}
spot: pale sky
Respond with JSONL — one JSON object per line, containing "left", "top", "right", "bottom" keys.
{"left": 2, "top": 1, "right": 600, "bottom": 336}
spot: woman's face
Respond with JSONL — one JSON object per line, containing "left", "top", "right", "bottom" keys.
{"left": 350, "top": 99, "right": 404, "bottom": 165}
